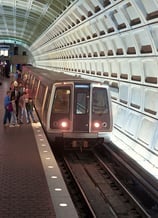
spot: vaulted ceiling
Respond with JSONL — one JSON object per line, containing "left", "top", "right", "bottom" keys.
{"left": 0, "top": 0, "right": 74, "bottom": 46}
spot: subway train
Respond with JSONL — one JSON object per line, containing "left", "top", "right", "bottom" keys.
{"left": 22, "top": 66, "right": 113, "bottom": 150}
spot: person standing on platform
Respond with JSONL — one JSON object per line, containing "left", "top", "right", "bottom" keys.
{"left": 3, "top": 90, "right": 11, "bottom": 126}
{"left": 14, "top": 71, "right": 18, "bottom": 81}
{"left": 18, "top": 92, "right": 29, "bottom": 124}
{"left": 9, "top": 96, "right": 20, "bottom": 127}
{"left": 26, "top": 97, "right": 36, "bottom": 123}
{"left": 10, "top": 81, "right": 21, "bottom": 121}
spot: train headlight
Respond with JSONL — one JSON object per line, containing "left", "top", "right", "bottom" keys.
{"left": 59, "top": 120, "right": 69, "bottom": 129}
{"left": 61, "top": 121, "right": 68, "bottom": 128}
{"left": 93, "top": 121, "right": 101, "bottom": 129}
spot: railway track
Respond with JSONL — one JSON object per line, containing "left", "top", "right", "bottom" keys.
{"left": 54, "top": 145, "right": 157, "bottom": 218}
{"left": 96, "top": 143, "right": 158, "bottom": 217}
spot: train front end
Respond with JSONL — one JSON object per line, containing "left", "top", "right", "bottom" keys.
{"left": 48, "top": 82, "right": 112, "bottom": 150}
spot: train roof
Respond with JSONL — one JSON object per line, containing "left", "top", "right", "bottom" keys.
{"left": 24, "top": 66, "right": 98, "bottom": 85}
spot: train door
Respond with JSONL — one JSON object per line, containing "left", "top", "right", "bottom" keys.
{"left": 73, "top": 84, "right": 90, "bottom": 132}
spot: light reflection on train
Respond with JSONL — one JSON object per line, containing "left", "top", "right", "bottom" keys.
{"left": 22, "top": 66, "right": 113, "bottom": 150}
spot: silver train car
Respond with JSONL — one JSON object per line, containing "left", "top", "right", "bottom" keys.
{"left": 22, "top": 66, "right": 113, "bottom": 150}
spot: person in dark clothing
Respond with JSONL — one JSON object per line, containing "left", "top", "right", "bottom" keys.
{"left": 3, "top": 90, "right": 11, "bottom": 126}
{"left": 10, "top": 84, "right": 21, "bottom": 119}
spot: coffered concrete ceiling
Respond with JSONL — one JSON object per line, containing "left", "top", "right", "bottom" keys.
{"left": 0, "top": 0, "right": 74, "bottom": 46}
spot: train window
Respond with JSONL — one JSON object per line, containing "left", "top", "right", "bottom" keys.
{"left": 33, "top": 79, "right": 38, "bottom": 97}
{"left": 43, "top": 91, "right": 51, "bottom": 124}
{"left": 52, "top": 87, "right": 71, "bottom": 114}
{"left": 76, "top": 92, "right": 87, "bottom": 114}
{"left": 38, "top": 84, "right": 46, "bottom": 106}
{"left": 44, "top": 91, "right": 51, "bottom": 113}
{"left": 92, "top": 87, "right": 108, "bottom": 114}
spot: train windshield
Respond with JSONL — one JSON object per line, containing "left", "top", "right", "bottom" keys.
{"left": 75, "top": 84, "right": 89, "bottom": 115}
{"left": 52, "top": 87, "right": 71, "bottom": 114}
{"left": 76, "top": 92, "right": 87, "bottom": 114}
{"left": 92, "top": 87, "right": 108, "bottom": 114}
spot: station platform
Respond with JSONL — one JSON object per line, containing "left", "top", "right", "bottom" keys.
{"left": 0, "top": 78, "right": 78, "bottom": 218}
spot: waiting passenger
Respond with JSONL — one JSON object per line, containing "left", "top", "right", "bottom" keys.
{"left": 3, "top": 90, "right": 11, "bottom": 126}
{"left": 10, "top": 80, "right": 21, "bottom": 119}
{"left": 17, "top": 70, "right": 22, "bottom": 83}
{"left": 26, "top": 98, "right": 36, "bottom": 123}
{"left": 18, "top": 82, "right": 24, "bottom": 96}
{"left": 18, "top": 92, "right": 29, "bottom": 124}
{"left": 14, "top": 71, "right": 18, "bottom": 80}
{"left": 9, "top": 96, "right": 19, "bottom": 127}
